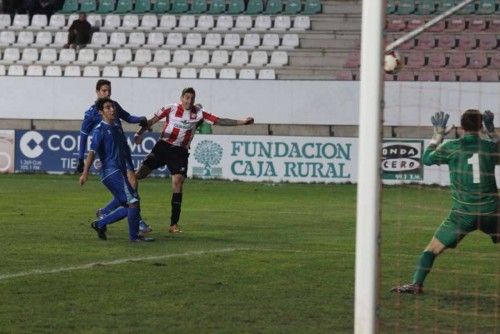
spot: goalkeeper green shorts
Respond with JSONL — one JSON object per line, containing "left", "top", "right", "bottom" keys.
{"left": 434, "top": 210, "right": 499, "bottom": 248}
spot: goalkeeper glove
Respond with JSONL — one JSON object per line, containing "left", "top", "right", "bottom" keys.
{"left": 483, "top": 110, "right": 494, "bottom": 133}
{"left": 430, "top": 111, "right": 450, "bottom": 146}
{"left": 139, "top": 117, "right": 148, "bottom": 127}
{"left": 76, "top": 158, "right": 84, "bottom": 173}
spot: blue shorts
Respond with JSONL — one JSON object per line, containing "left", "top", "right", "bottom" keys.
{"left": 102, "top": 170, "right": 139, "bottom": 206}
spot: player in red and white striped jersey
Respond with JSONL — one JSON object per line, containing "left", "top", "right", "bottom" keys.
{"left": 134, "top": 87, "right": 254, "bottom": 234}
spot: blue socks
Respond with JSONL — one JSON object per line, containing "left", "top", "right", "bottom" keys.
{"left": 98, "top": 207, "right": 127, "bottom": 228}
{"left": 127, "top": 206, "right": 141, "bottom": 240}
{"left": 101, "top": 198, "right": 121, "bottom": 216}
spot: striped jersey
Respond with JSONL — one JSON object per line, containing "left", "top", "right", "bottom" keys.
{"left": 155, "top": 103, "right": 219, "bottom": 149}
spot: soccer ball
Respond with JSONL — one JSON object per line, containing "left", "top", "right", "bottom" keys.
{"left": 384, "top": 51, "right": 402, "bottom": 74}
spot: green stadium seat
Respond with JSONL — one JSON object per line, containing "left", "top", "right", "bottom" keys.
{"left": 457, "top": 0, "right": 476, "bottom": 14}
{"left": 80, "top": 0, "right": 96, "bottom": 12}
{"left": 115, "top": 0, "right": 133, "bottom": 13}
{"left": 416, "top": 0, "right": 436, "bottom": 15}
{"left": 436, "top": 0, "right": 454, "bottom": 13}
{"left": 303, "top": 0, "right": 321, "bottom": 14}
{"left": 228, "top": 0, "right": 245, "bottom": 14}
{"left": 386, "top": 0, "right": 396, "bottom": 14}
{"left": 396, "top": 0, "right": 415, "bottom": 14}
{"left": 189, "top": 0, "right": 208, "bottom": 13}
{"left": 171, "top": 0, "right": 189, "bottom": 13}
{"left": 477, "top": 0, "right": 496, "bottom": 14}
{"left": 246, "top": 0, "right": 264, "bottom": 14}
{"left": 97, "top": 0, "right": 115, "bottom": 13}
{"left": 208, "top": 0, "right": 226, "bottom": 14}
{"left": 153, "top": 0, "right": 170, "bottom": 12}
{"left": 59, "top": 0, "right": 79, "bottom": 13}
{"left": 133, "top": 0, "right": 151, "bottom": 13}
{"left": 264, "top": 0, "right": 283, "bottom": 14}
{"left": 284, "top": 0, "right": 301, "bottom": 15}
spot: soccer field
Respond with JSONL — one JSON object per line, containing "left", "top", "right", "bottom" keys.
{"left": 0, "top": 174, "right": 498, "bottom": 333}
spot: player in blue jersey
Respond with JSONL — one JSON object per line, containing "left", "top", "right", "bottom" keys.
{"left": 79, "top": 97, "right": 153, "bottom": 242}
{"left": 76, "top": 79, "right": 152, "bottom": 234}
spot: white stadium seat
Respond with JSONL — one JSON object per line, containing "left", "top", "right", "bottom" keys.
{"left": 18, "top": 48, "right": 39, "bottom": 65}
{"left": 234, "top": 15, "right": 252, "bottom": 31}
{"left": 139, "top": 14, "right": 158, "bottom": 31}
{"left": 131, "top": 49, "right": 152, "bottom": 65}
{"left": 87, "top": 14, "right": 102, "bottom": 29}
{"left": 165, "top": 32, "right": 183, "bottom": 48}
{"left": 83, "top": 65, "right": 100, "bottom": 77}
{"left": 249, "top": 50, "right": 268, "bottom": 67}
{"left": 199, "top": 68, "right": 216, "bottom": 79}
{"left": 17, "top": 31, "right": 34, "bottom": 46}
{"left": 291, "top": 16, "right": 311, "bottom": 31}
{"left": 0, "top": 48, "right": 20, "bottom": 64}
{"left": 269, "top": 50, "right": 288, "bottom": 66}
{"left": 102, "top": 65, "right": 120, "bottom": 77}
{"left": 191, "top": 50, "right": 209, "bottom": 65}
{"left": 145, "top": 32, "right": 164, "bottom": 48}
{"left": 28, "top": 14, "right": 48, "bottom": 30}
{"left": 95, "top": 49, "right": 114, "bottom": 65}
{"left": 260, "top": 33, "right": 280, "bottom": 49}
{"left": 88, "top": 32, "right": 108, "bottom": 48}
{"left": 113, "top": 48, "right": 132, "bottom": 65}
{"left": 219, "top": 68, "right": 236, "bottom": 79}
{"left": 202, "top": 33, "right": 222, "bottom": 49}
{"left": 54, "top": 48, "right": 76, "bottom": 65}
{"left": 0, "top": 31, "right": 15, "bottom": 46}
{"left": 109, "top": 32, "right": 127, "bottom": 47}
{"left": 157, "top": 15, "right": 177, "bottom": 31}
{"left": 64, "top": 65, "right": 81, "bottom": 77}
{"left": 66, "top": 14, "right": 79, "bottom": 28}
{"left": 74, "top": 48, "right": 95, "bottom": 65}
{"left": 280, "top": 34, "right": 299, "bottom": 49}
{"left": 241, "top": 33, "right": 261, "bottom": 49}
{"left": 128, "top": 32, "right": 146, "bottom": 47}
{"left": 272, "top": 15, "right": 291, "bottom": 31}
{"left": 195, "top": 15, "right": 214, "bottom": 31}
{"left": 121, "top": 66, "right": 139, "bottom": 78}
{"left": 228, "top": 50, "right": 248, "bottom": 66}
{"left": 26, "top": 65, "right": 44, "bottom": 76}
{"left": 179, "top": 68, "right": 197, "bottom": 78}
{"left": 183, "top": 33, "right": 202, "bottom": 48}
{"left": 176, "top": 15, "right": 195, "bottom": 30}
{"left": 221, "top": 33, "right": 241, "bottom": 49}
{"left": 210, "top": 50, "right": 229, "bottom": 66}
{"left": 150, "top": 49, "right": 171, "bottom": 65}
{"left": 46, "top": 14, "right": 65, "bottom": 31}
{"left": 7, "top": 65, "right": 24, "bottom": 76}
{"left": 33, "top": 31, "right": 53, "bottom": 47}
{"left": 0, "top": 14, "right": 11, "bottom": 29}
{"left": 45, "top": 65, "right": 62, "bottom": 76}
{"left": 103, "top": 14, "right": 121, "bottom": 31}
{"left": 160, "top": 67, "right": 177, "bottom": 78}
{"left": 39, "top": 48, "right": 57, "bottom": 65}
{"left": 258, "top": 68, "right": 276, "bottom": 79}
{"left": 170, "top": 49, "right": 190, "bottom": 66}
{"left": 239, "top": 68, "right": 256, "bottom": 79}
{"left": 253, "top": 16, "right": 272, "bottom": 31}
{"left": 11, "top": 14, "right": 29, "bottom": 30}
{"left": 53, "top": 31, "right": 68, "bottom": 47}
{"left": 140, "top": 67, "right": 158, "bottom": 78}
{"left": 0, "top": 64, "right": 5, "bottom": 76}
{"left": 214, "top": 15, "right": 233, "bottom": 31}
{"left": 122, "top": 14, "right": 139, "bottom": 29}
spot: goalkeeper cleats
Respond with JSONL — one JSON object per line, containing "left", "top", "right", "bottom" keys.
{"left": 91, "top": 221, "right": 107, "bottom": 240}
{"left": 391, "top": 283, "right": 423, "bottom": 295}
{"left": 139, "top": 220, "right": 152, "bottom": 234}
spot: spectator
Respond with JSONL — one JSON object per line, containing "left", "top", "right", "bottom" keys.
{"left": 64, "top": 12, "right": 92, "bottom": 50}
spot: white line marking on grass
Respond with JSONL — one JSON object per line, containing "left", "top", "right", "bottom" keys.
{"left": 0, "top": 248, "right": 249, "bottom": 282}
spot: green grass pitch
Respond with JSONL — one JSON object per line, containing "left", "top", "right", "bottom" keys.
{"left": 0, "top": 174, "right": 498, "bottom": 333}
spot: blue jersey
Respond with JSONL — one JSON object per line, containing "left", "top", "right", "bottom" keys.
{"left": 78, "top": 100, "right": 142, "bottom": 160}
{"left": 90, "top": 121, "right": 130, "bottom": 180}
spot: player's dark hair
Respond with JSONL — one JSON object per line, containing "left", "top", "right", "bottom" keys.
{"left": 461, "top": 109, "right": 482, "bottom": 132}
{"left": 181, "top": 87, "right": 196, "bottom": 97}
{"left": 96, "top": 79, "right": 111, "bottom": 91}
{"left": 96, "top": 97, "right": 113, "bottom": 111}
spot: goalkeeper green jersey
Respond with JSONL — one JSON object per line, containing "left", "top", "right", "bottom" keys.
{"left": 423, "top": 134, "right": 498, "bottom": 213}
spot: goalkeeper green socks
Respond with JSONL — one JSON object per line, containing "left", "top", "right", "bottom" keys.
{"left": 412, "top": 251, "right": 436, "bottom": 286}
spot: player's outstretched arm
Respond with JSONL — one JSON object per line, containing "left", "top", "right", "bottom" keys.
{"left": 79, "top": 151, "right": 95, "bottom": 186}
{"left": 483, "top": 110, "right": 498, "bottom": 142}
{"left": 428, "top": 111, "right": 452, "bottom": 149}
{"left": 215, "top": 117, "right": 254, "bottom": 126}
{"left": 134, "top": 115, "right": 161, "bottom": 144}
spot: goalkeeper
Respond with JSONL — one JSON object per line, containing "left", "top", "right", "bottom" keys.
{"left": 392, "top": 109, "right": 499, "bottom": 295}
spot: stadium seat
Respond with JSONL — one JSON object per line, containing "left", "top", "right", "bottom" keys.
{"left": 121, "top": 66, "right": 139, "bottom": 77}
{"left": 478, "top": 70, "right": 498, "bottom": 81}
{"left": 489, "top": 18, "right": 500, "bottom": 33}
{"left": 130, "top": 49, "right": 152, "bottom": 65}
{"left": 195, "top": 15, "right": 214, "bottom": 30}
{"left": 171, "top": 0, "right": 189, "bottom": 13}
{"left": 247, "top": 50, "right": 266, "bottom": 67}
{"left": 157, "top": 15, "right": 177, "bottom": 31}
{"left": 406, "top": 18, "right": 424, "bottom": 31}
{"left": 427, "top": 52, "right": 446, "bottom": 68}
{"left": 417, "top": 70, "right": 436, "bottom": 81}
{"left": 11, "top": 15, "right": 30, "bottom": 31}
{"left": 0, "top": 14, "right": 11, "bottom": 29}
{"left": 469, "top": 52, "right": 488, "bottom": 69}
{"left": 395, "top": 70, "right": 415, "bottom": 81}
{"left": 202, "top": 33, "right": 222, "bottom": 49}
{"left": 253, "top": 16, "right": 272, "bottom": 31}
{"left": 165, "top": 32, "right": 183, "bottom": 48}
{"left": 128, "top": 32, "right": 146, "bottom": 47}
{"left": 228, "top": 50, "right": 248, "bottom": 66}
{"left": 39, "top": 48, "right": 58, "bottom": 65}
{"left": 448, "top": 52, "right": 467, "bottom": 68}
{"left": 457, "top": 35, "right": 476, "bottom": 50}
{"left": 405, "top": 52, "right": 425, "bottom": 68}
{"left": 457, "top": 1, "right": 476, "bottom": 14}
{"left": 102, "top": 65, "right": 120, "bottom": 77}
{"left": 241, "top": 33, "right": 261, "bottom": 49}
{"left": 269, "top": 50, "right": 287, "bottom": 66}
{"left": 139, "top": 14, "right": 158, "bottom": 30}
{"left": 88, "top": 32, "right": 108, "bottom": 48}
{"left": 208, "top": 0, "right": 227, "bottom": 14}
{"left": 145, "top": 32, "right": 164, "bottom": 47}
{"left": 45, "top": 65, "right": 62, "bottom": 76}
{"left": 190, "top": 0, "right": 208, "bottom": 13}
{"left": 171, "top": 50, "right": 190, "bottom": 65}
{"left": 94, "top": 49, "right": 114, "bottom": 65}
{"left": 228, "top": 0, "right": 245, "bottom": 14}
{"left": 246, "top": 0, "right": 264, "bottom": 14}
{"left": 436, "top": 0, "right": 454, "bottom": 13}
{"left": 46, "top": 14, "right": 65, "bottom": 31}
{"left": 386, "top": 18, "right": 406, "bottom": 32}
{"left": 303, "top": 0, "right": 321, "bottom": 14}
{"left": 103, "top": 14, "right": 121, "bottom": 31}
{"left": 491, "top": 53, "right": 500, "bottom": 68}
{"left": 83, "top": 65, "right": 100, "bottom": 76}
{"left": 64, "top": 65, "right": 81, "bottom": 76}
{"left": 153, "top": 0, "right": 170, "bottom": 13}
{"left": 0, "top": 31, "right": 15, "bottom": 47}
{"left": 280, "top": 33, "right": 299, "bottom": 49}
{"left": 477, "top": 0, "right": 496, "bottom": 14}
{"left": 343, "top": 52, "right": 360, "bottom": 68}
{"left": 150, "top": 49, "right": 171, "bottom": 65}
{"left": 199, "top": 68, "right": 216, "bottom": 78}
{"left": 437, "top": 34, "right": 455, "bottom": 49}
{"left": 234, "top": 15, "right": 252, "bottom": 31}
{"left": 65, "top": 13, "right": 79, "bottom": 28}
{"left": 26, "top": 65, "right": 43, "bottom": 76}
{"left": 447, "top": 18, "right": 465, "bottom": 32}
{"left": 122, "top": 15, "right": 140, "bottom": 29}
{"left": 393, "top": 35, "right": 414, "bottom": 50}
{"left": 74, "top": 48, "right": 95, "bottom": 65}
{"left": 437, "top": 70, "right": 456, "bottom": 81}
{"left": 284, "top": 0, "right": 302, "bottom": 14}
{"left": 213, "top": 16, "right": 233, "bottom": 31}
{"left": 18, "top": 48, "right": 39, "bottom": 65}
{"left": 219, "top": 68, "right": 237, "bottom": 79}
{"left": 291, "top": 16, "right": 310, "bottom": 31}
{"left": 239, "top": 68, "right": 256, "bottom": 79}
{"left": 80, "top": 0, "right": 97, "bottom": 12}
{"left": 427, "top": 19, "right": 445, "bottom": 32}
{"left": 468, "top": 18, "right": 486, "bottom": 32}
{"left": 33, "top": 31, "right": 53, "bottom": 47}
{"left": 221, "top": 33, "right": 241, "bottom": 49}
{"left": 334, "top": 70, "right": 355, "bottom": 80}
{"left": 180, "top": 67, "right": 197, "bottom": 78}
{"left": 7, "top": 65, "right": 24, "bottom": 76}
{"left": 140, "top": 67, "right": 158, "bottom": 78}
{"left": 210, "top": 50, "right": 229, "bottom": 66}
{"left": 0, "top": 64, "right": 7, "bottom": 76}
{"left": 109, "top": 32, "right": 127, "bottom": 47}
{"left": 415, "top": 34, "right": 435, "bottom": 50}
{"left": 160, "top": 67, "right": 177, "bottom": 78}
{"left": 478, "top": 34, "right": 497, "bottom": 50}
{"left": 396, "top": 0, "right": 415, "bottom": 14}
{"left": 113, "top": 48, "right": 133, "bottom": 65}
{"left": 17, "top": 31, "right": 34, "bottom": 46}
{"left": 416, "top": 0, "right": 436, "bottom": 14}
{"left": 55, "top": 48, "right": 76, "bottom": 65}
{"left": 260, "top": 34, "right": 280, "bottom": 49}
{"left": 28, "top": 14, "right": 48, "bottom": 30}
{"left": 134, "top": 0, "right": 152, "bottom": 13}
{"left": 191, "top": 50, "right": 209, "bottom": 65}
{"left": 97, "top": 0, "right": 115, "bottom": 13}
{"left": 184, "top": 33, "right": 202, "bottom": 48}
{"left": 177, "top": 15, "right": 196, "bottom": 30}
{"left": 258, "top": 68, "right": 276, "bottom": 79}
{"left": 59, "top": 0, "right": 79, "bottom": 13}
{"left": 0, "top": 48, "right": 20, "bottom": 65}
{"left": 116, "top": 0, "right": 133, "bottom": 13}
